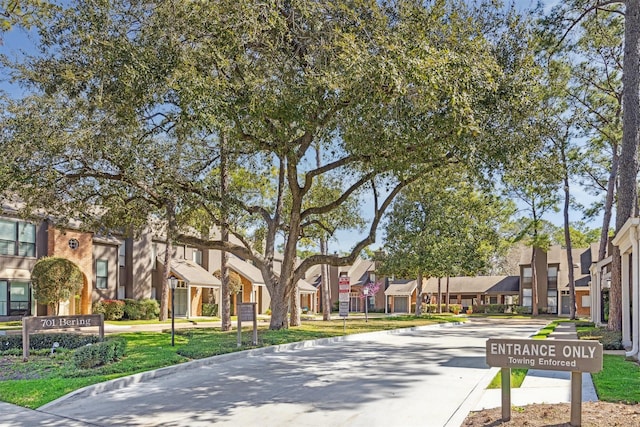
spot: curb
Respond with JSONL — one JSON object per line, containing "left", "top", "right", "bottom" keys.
{"left": 39, "top": 321, "right": 463, "bottom": 411}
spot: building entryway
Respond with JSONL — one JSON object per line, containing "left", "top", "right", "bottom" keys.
{"left": 174, "top": 288, "right": 188, "bottom": 317}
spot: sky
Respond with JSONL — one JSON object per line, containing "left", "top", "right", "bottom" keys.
{"left": 0, "top": 0, "right": 604, "bottom": 254}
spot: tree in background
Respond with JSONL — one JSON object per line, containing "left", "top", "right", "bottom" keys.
{"left": 360, "top": 281, "right": 381, "bottom": 323}
{"left": 503, "top": 145, "right": 562, "bottom": 316}
{"left": 31, "top": 257, "right": 83, "bottom": 315}
{"left": 380, "top": 168, "right": 511, "bottom": 316}
{"left": 540, "top": 0, "right": 635, "bottom": 332}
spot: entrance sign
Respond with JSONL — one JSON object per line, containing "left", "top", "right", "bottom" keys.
{"left": 486, "top": 338, "right": 603, "bottom": 372}
{"left": 486, "top": 338, "right": 602, "bottom": 426}
{"left": 22, "top": 314, "right": 104, "bottom": 360}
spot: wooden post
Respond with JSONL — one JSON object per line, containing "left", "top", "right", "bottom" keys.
{"left": 237, "top": 312, "right": 242, "bottom": 348}
{"left": 251, "top": 303, "right": 258, "bottom": 346}
{"left": 501, "top": 367, "right": 511, "bottom": 422}
{"left": 571, "top": 371, "right": 582, "bottom": 426}
{"left": 22, "top": 321, "right": 29, "bottom": 361}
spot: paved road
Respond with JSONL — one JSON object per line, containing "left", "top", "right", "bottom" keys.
{"left": 17, "top": 318, "right": 548, "bottom": 427}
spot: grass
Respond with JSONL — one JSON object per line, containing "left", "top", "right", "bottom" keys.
{"left": 487, "top": 320, "right": 562, "bottom": 389}
{"left": 592, "top": 354, "right": 640, "bottom": 403}
{"left": 487, "top": 368, "right": 528, "bottom": 388}
{"left": 0, "top": 314, "right": 458, "bottom": 408}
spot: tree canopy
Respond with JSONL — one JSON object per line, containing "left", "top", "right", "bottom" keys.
{"left": 1, "top": 0, "right": 541, "bottom": 329}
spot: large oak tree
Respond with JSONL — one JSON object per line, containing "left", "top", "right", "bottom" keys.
{"left": 1, "top": 0, "right": 540, "bottom": 329}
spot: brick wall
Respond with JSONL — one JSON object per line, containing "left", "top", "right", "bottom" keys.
{"left": 47, "top": 225, "right": 94, "bottom": 315}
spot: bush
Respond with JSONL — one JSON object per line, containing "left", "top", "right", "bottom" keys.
{"left": 420, "top": 303, "right": 460, "bottom": 314}
{"left": 140, "top": 298, "right": 160, "bottom": 319}
{"left": 0, "top": 333, "right": 101, "bottom": 352}
{"left": 73, "top": 337, "right": 126, "bottom": 369}
{"left": 577, "top": 328, "right": 623, "bottom": 350}
{"left": 122, "top": 298, "right": 160, "bottom": 320}
{"left": 471, "top": 304, "right": 517, "bottom": 314}
{"left": 202, "top": 303, "right": 218, "bottom": 317}
{"left": 93, "top": 299, "right": 125, "bottom": 320}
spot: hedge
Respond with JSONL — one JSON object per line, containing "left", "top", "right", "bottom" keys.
{"left": 73, "top": 337, "right": 127, "bottom": 369}
{"left": 0, "top": 333, "right": 101, "bottom": 352}
{"left": 93, "top": 299, "right": 125, "bottom": 320}
{"left": 123, "top": 298, "right": 160, "bottom": 320}
{"left": 421, "top": 303, "right": 462, "bottom": 314}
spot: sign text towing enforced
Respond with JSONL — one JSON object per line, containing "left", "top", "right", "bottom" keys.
{"left": 486, "top": 338, "right": 602, "bottom": 426}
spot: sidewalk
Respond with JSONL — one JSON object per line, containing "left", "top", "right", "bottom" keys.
{"left": 473, "top": 322, "right": 599, "bottom": 410}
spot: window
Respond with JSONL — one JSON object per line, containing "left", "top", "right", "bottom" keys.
{"left": 548, "top": 265, "right": 558, "bottom": 289}
{"left": 547, "top": 290, "right": 558, "bottom": 314}
{"left": 0, "top": 280, "right": 6, "bottom": 316}
{"left": 192, "top": 249, "right": 202, "bottom": 266}
{"left": 151, "top": 243, "right": 157, "bottom": 270}
{"left": 0, "top": 219, "right": 36, "bottom": 257}
{"left": 119, "top": 243, "right": 126, "bottom": 267}
{"left": 10, "top": 282, "right": 29, "bottom": 313}
{"left": 96, "top": 260, "right": 108, "bottom": 289}
{"left": 522, "top": 288, "right": 532, "bottom": 307}
{"left": 581, "top": 295, "right": 591, "bottom": 308}
{"left": 522, "top": 267, "right": 532, "bottom": 285}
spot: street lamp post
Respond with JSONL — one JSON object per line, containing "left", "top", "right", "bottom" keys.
{"left": 363, "top": 287, "right": 369, "bottom": 323}
{"left": 169, "top": 276, "right": 178, "bottom": 346}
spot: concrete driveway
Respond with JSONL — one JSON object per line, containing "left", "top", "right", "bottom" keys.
{"left": 30, "top": 318, "right": 547, "bottom": 427}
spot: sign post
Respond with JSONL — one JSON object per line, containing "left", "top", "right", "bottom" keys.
{"left": 338, "top": 276, "right": 350, "bottom": 331}
{"left": 237, "top": 302, "right": 257, "bottom": 348}
{"left": 486, "top": 338, "right": 603, "bottom": 426}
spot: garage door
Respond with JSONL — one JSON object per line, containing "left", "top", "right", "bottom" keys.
{"left": 394, "top": 296, "right": 408, "bottom": 313}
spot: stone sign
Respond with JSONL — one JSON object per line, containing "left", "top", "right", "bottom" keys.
{"left": 486, "top": 338, "right": 603, "bottom": 372}
{"left": 22, "top": 314, "right": 104, "bottom": 360}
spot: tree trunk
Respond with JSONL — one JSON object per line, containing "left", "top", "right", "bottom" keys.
{"left": 609, "top": 246, "right": 623, "bottom": 331}
{"left": 290, "top": 282, "right": 301, "bottom": 326}
{"left": 415, "top": 271, "right": 423, "bottom": 316}
{"left": 599, "top": 148, "right": 618, "bottom": 261}
{"left": 220, "top": 134, "right": 231, "bottom": 331}
{"left": 321, "top": 237, "right": 331, "bottom": 321}
{"left": 531, "top": 247, "right": 539, "bottom": 316}
{"left": 561, "top": 145, "right": 577, "bottom": 319}
{"left": 445, "top": 276, "right": 450, "bottom": 314}
{"left": 437, "top": 277, "right": 442, "bottom": 314}
{"left": 610, "top": 0, "right": 640, "bottom": 331}
{"left": 269, "top": 281, "right": 289, "bottom": 329}
{"left": 160, "top": 235, "right": 172, "bottom": 321}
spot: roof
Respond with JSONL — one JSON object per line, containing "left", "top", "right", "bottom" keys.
{"left": 423, "top": 276, "right": 519, "bottom": 295}
{"left": 298, "top": 279, "right": 317, "bottom": 294}
{"left": 169, "top": 258, "right": 221, "bottom": 288}
{"left": 346, "top": 258, "right": 375, "bottom": 286}
{"left": 384, "top": 280, "right": 417, "bottom": 296}
{"left": 227, "top": 256, "right": 266, "bottom": 286}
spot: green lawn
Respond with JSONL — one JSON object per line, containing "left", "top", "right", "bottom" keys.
{"left": 0, "top": 314, "right": 458, "bottom": 408}
{"left": 592, "top": 354, "right": 640, "bottom": 404}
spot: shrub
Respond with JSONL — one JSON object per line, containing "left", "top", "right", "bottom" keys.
{"left": 472, "top": 304, "right": 516, "bottom": 314}
{"left": 122, "top": 298, "right": 160, "bottom": 320}
{"left": 93, "top": 299, "right": 125, "bottom": 320}
{"left": 0, "top": 333, "right": 101, "bottom": 352}
{"left": 202, "top": 303, "right": 218, "bottom": 317}
{"left": 140, "top": 298, "right": 160, "bottom": 319}
{"left": 577, "top": 328, "right": 623, "bottom": 350}
{"left": 73, "top": 337, "right": 126, "bottom": 369}
{"left": 421, "top": 303, "right": 459, "bottom": 314}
